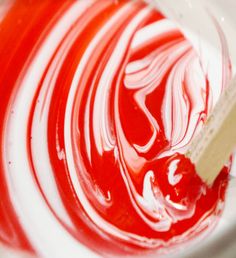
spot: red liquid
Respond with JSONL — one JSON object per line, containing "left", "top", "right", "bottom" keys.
{"left": 0, "top": 0, "right": 230, "bottom": 257}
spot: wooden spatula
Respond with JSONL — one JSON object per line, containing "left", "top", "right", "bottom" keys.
{"left": 186, "top": 76, "right": 236, "bottom": 185}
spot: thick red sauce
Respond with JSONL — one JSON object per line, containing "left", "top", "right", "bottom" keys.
{"left": 0, "top": 0, "right": 230, "bottom": 257}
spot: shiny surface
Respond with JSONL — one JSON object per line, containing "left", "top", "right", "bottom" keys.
{"left": 0, "top": 0, "right": 231, "bottom": 257}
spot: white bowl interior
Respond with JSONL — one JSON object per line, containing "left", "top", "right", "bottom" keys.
{"left": 1, "top": 1, "right": 236, "bottom": 257}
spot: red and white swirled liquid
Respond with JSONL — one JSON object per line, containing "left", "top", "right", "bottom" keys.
{"left": 0, "top": 0, "right": 232, "bottom": 257}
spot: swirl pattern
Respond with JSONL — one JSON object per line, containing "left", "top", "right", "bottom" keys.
{"left": 0, "top": 0, "right": 231, "bottom": 257}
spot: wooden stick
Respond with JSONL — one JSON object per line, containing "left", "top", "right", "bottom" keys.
{"left": 186, "top": 76, "right": 236, "bottom": 185}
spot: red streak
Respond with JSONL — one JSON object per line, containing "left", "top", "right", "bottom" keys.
{"left": 0, "top": 0, "right": 229, "bottom": 257}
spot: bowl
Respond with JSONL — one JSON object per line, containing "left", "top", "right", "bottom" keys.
{"left": 0, "top": 0, "right": 235, "bottom": 257}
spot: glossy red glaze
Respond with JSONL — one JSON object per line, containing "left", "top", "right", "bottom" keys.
{"left": 0, "top": 0, "right": 230, "bottom": 257}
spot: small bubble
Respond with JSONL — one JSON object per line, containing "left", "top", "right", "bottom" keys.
{"left": 8, "top": 161, "right": 11, "bottom": 165}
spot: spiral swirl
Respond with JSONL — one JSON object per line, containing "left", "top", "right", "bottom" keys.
{"left": 0, "top": 0, "right": 231, "bottom": 257}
